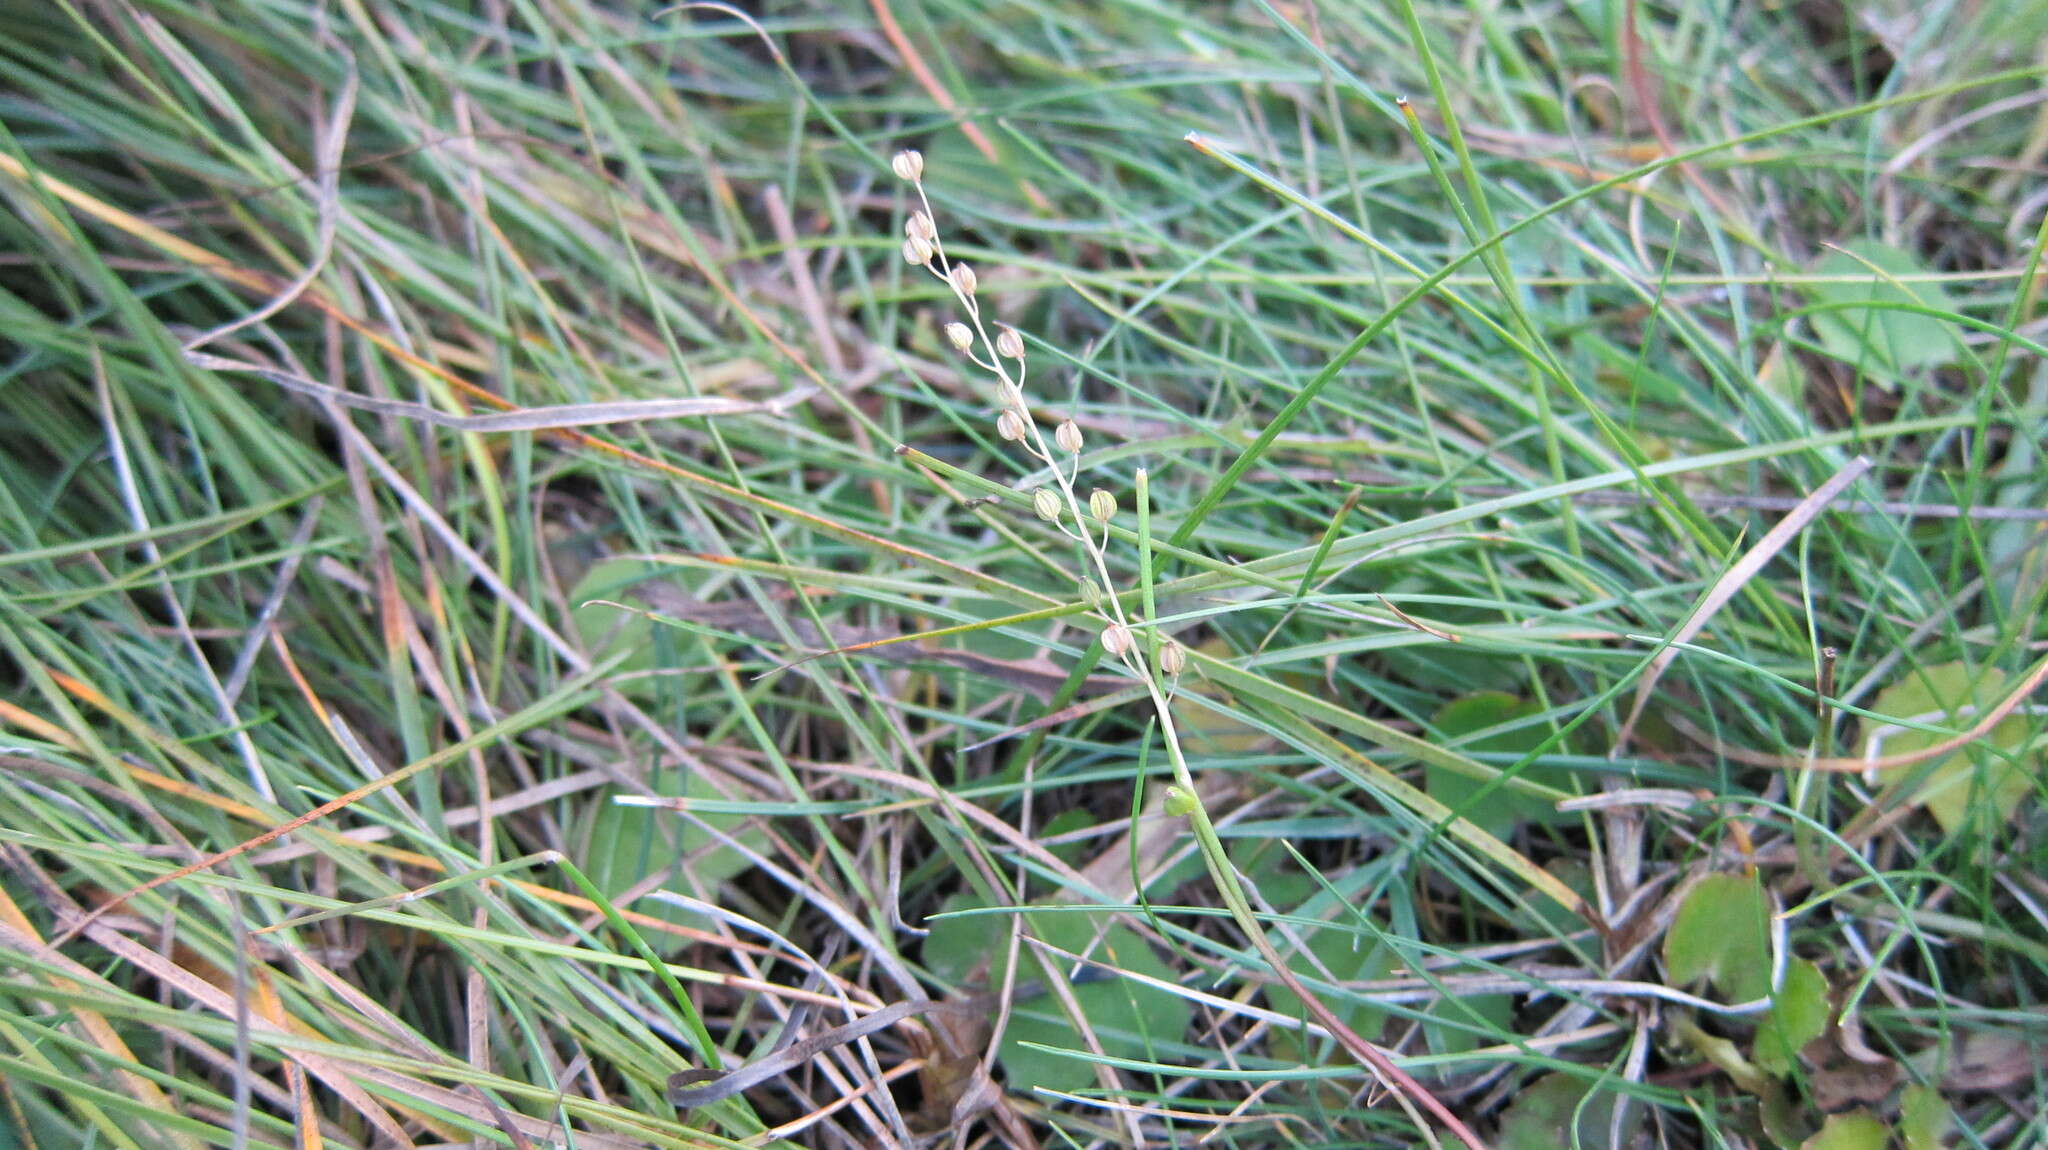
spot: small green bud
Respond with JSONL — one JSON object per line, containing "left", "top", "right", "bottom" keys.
{"left": 1163, "top": 786, "right": 1198, "bottom": 817}
{"left": 1080, "top": 577, "right": 1104, "bottom": 609}
{"left": 1088, "top": 488, "right": 1116, "bottom": 523}
{"left": 1033, "top": 488, "right": 1062, "bottom": 522}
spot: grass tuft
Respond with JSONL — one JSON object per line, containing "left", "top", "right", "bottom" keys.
{"left": 2, "top": 1, "right": 2044, "bottom": 1147}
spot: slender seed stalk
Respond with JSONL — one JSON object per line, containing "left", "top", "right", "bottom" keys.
{"left": 891, "top": 150, "right": 1487, "bottom": 1149}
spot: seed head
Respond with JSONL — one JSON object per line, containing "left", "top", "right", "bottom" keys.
{"left": 1088, "top": 488, "right": 1116, "bottom": 524}
{"left": 902, "top": 236, "right": 933, "bottom": 266}
{"left": 1033, "top": 488, "right": 1063, "bottom": 523}
{"left": 1101, "top": 622, "right": 1134, "bottom": 657}
{"left": 949, "top": 263, "right": 977, "bottom": 296}
{"left": 891, "top": 149, "right": 924, "bottom": 182}
{"left": 944, "top": 322, "right": 975, "bottom": 351}
{"left": 995, "top": 410, "right": 1025, "bottom": 442}
{"left": 906, "top": 211, "right": 936, "bottom": 241}
{"left": 1159, "top": 639, "right": 1186, "bottom": 676}
{"left": 994, "top": 328, "right": 1025, "bottom": 359}
{"left": 1053, "top": 419, "right": 1083, "bottom": 454}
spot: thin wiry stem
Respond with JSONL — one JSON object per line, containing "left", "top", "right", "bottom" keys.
{"left": 898, "top": 161, "right": 1487, "bottom": 1149}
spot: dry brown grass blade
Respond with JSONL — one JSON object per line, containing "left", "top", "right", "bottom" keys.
{"left": 247, "top": 968, "right": 323, "bottom": 1150}
{"left": 1246, "top": 922, "right": 1486, "bottom": 1149}
{"left": 1613, "top": 456, "right": 1873, "bottom": 751}
{"left": 43, "top": 653, "right": 607, "bottom": 945}
{"left": 1671, "top": 649, "right": 2048, "bottom": 774}
{"left": 0, "top": 885, "right": 206, "bottom": 1150}
{"left": 618, "top": 584, "right": 1125, "bottom": 700}
{"left": 187, "top": 350, "right": 817, "bottom": 429}
{"left": 860, "top": 0, "right": 1052, "bottom": 212}
{"left": 0, "top": 719, "right": 762, "bottom": 952}
{"left": 0, "top": 849, "right": 417, "bottom": 1147}
{"left": 0, "top": 699, "right": 78, "bottom": 748}
{"left": 1621, "top": 0, "right": 1739, "bottom": 223}
{"left": 773, "top": 761, "right": 1112, "bottom": 901}
{"left": 960, "top": 684, "right": 1149, "bottom": 752}
{"left": 0, "top": 146, "right": 1040, "bottom": 606}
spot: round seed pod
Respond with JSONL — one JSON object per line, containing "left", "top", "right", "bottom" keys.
{"left": 1033, "top": 488, "right": 1063, "bottom": 522}
{"left": 944, "top": 323, "right": 974, "bottom": 351}
{"left": 891, "top": 150, "right": 924, "bottom": 181}
{"left": 1101, "top": 622, "right": 1134, "bottom": 657}
{"left": 1159, "top": 639, "right": 1187, "bottom": 677}
{"left": 1054, "top": 420, "right": 1083, "bottom": 454}
{"left": 1088, "top": 488, "right": 1116, "bottom": 524}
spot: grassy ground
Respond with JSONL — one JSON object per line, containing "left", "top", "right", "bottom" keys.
{"left": 2, "top": 0, "right": 2045, "bottom": 1147}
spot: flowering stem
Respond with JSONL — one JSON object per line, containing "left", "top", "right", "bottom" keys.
{"left": 893, "top": 154, "right": 1486, "bottom": 1149}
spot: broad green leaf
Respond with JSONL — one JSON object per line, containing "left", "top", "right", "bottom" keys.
{"left": 1518, "top": 858, "right": 1599, "bottom": 938}
{"left": 580, "top": 770, "right": 764, "bottom": 951}
{"left": 921, "top": 897, "right": 1191, "bottom": 1097}
{"left": 1426, "top": 692, "right": 1567, "bottom": 840}
{"left": 1758, "top": 1078, "right": 1805, "bottom": 1147}
{"left": 1665, "top": 872, "right": 1770, "bottom": 1002}
{"left": 568, "top": 557, "right": 671, "bottom": 681}
{"left": 1801, "top": 1109, "right": 1889, "bottom": 1150}
{"left": 1210, "top": 671, "right": 1585, "bottom": 914}
{"left": 1582, "top": 331, "right": 1693, "bottom": 406}
{"left": 1754, "top": 958, "right": 1831, "bottom": 1076}
{"left": 1038, "top": 809, "right": 1095, "bottom": 869}
{"left": 1899, "top": 1084, "right": 1953, "bottom": 1150}
{"left": 1497, "top": 1072, "right": 1626, "bottom": 1150}
{"left": 1300, "top": 926, "right": 1389, "bottom": 1036}
{"left": 1228, "top": 840, "right": 1388, "bottom": 1039}
{"left": 1804, "top": 241, "right": 1961, "bottom": 376}
{"left": 1423, "top": 988, "right": 1513, "bottom": 1059}
{"left": 1757, "top": 340, "right": 1806, "bottom": 407}
{"left": 1170, "top": 639, "right": 1283, "bottom": 755}
{"left": 1870, "top": 661, "right": 2042, "bottom": 835}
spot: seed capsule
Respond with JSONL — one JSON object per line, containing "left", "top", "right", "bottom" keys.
{"left": 902, "top": 236, "right": 933, "bottom": 266}
{"left": 945, "top": 323, "right": 974, "bottom": 351}
{"left": 994, "top": 328, "right": 1024, "bottom": 359}
{"left": 1080, "top": 577, "right": 1104, "bottom": 609}
{"left": 995, "top": 410, "right": 1025, "bottom": 442}
{"left": 906, "top": 211, "right": 936, "bottom": 240}
{"left": 1088, "top": 488, "right": 1116, "bottom": 523}
{"left": 1054, "top": 420, "right": 1083, "bottom": 454}
{"left": 1162, "top": 786, "right": 1198, "bottom": 817}
{"left": 1101, "top": 623, "right": 1133, "bottom": 657}
{"left": 1033, "top": 489, "right": 1062, "bottom": 523}
{"left": 891, "top": 149, "right": 924, "bottom": 181}
{"left": 1159, "top": 639, "right": 1186, "bottom": 676}
{"left": 949, "top": 263, "right": 977, "bottom": 296}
